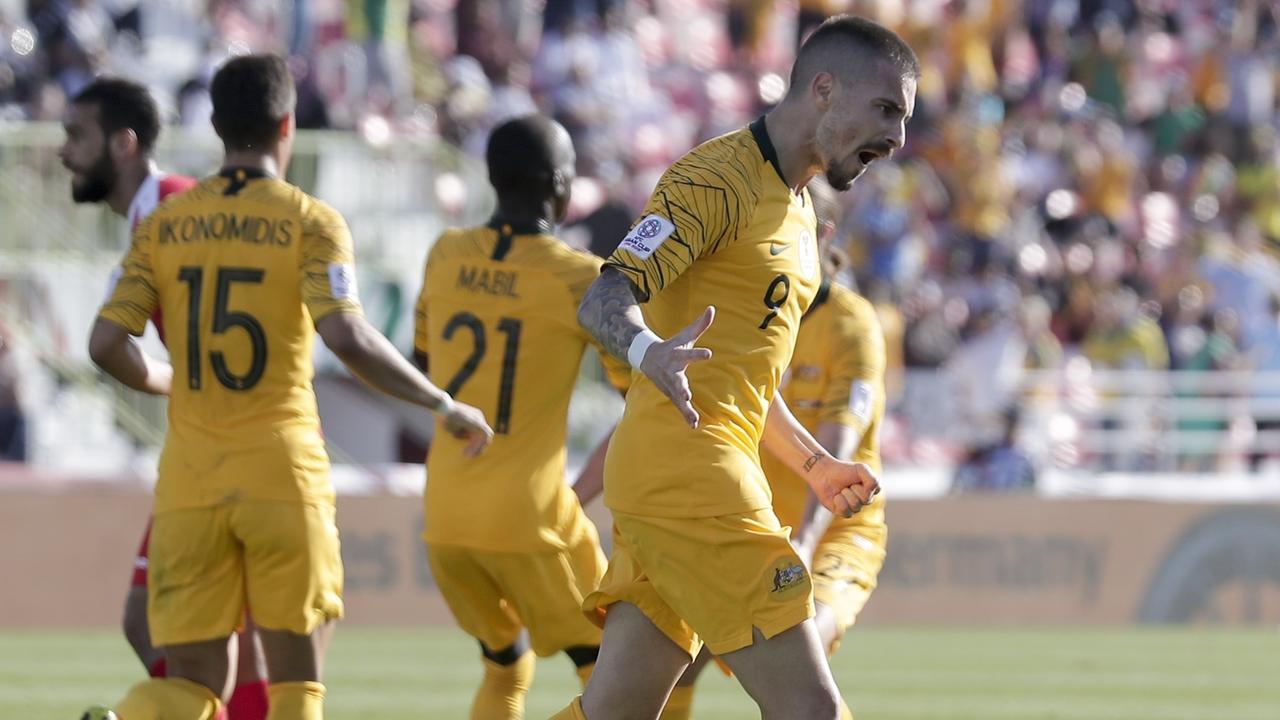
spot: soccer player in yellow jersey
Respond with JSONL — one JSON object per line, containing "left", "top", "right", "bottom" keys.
{"left": 660, "top": 184, "right": 889, "bottom": 720}
{"left": 413, "top": 116, "right": 625, "bottom": 720}
{"left": 83, "top": 54, "right": 491, "bottom": 720}
{"left": 550, "top": 15, "right": 917, "bottom": 720}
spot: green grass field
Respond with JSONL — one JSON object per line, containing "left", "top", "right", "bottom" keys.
{"left": 2, "top": 627, "right": 1277, "bottom": 719}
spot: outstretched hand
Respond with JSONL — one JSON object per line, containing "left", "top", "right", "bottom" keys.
{"left": 803, "top": 455, "right": 879, "bottom": 517}
{"left": 637, "top": 306, "right": 715, "bottom": 428}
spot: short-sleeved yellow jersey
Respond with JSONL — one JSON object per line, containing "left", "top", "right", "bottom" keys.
{"left": 761, "top": 282, "right": 887, "bottom": 531}
{"left": 99, "top": 168, "right": 363, "bottom": 512}
{"left": 416, "top": 222, "right": 626, "bottom": 552}
{"left": 603, "top": 118, "right": 822, "bottom": 518}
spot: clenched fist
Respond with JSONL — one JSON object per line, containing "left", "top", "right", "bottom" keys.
{"left": 802, "top": 455, "right": 879, "bottom": 517}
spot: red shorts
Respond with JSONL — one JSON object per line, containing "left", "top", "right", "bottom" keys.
{"left": 131, "top": 519, "right": 153, "bottom": 587}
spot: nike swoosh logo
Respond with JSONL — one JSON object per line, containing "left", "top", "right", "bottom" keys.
{"left": 769, "top": 242, "right": 788, "bottom": 256}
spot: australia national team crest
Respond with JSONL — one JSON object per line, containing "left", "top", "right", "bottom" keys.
{"left": 769, "top": 557, "right": 810, "bottom": 597}
{"left": 798, "top": 229, "right": 817, "bottom": 278}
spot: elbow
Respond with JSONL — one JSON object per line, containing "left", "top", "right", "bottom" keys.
{"left": 88, "top": 322, "right": 117, "bottom": 369}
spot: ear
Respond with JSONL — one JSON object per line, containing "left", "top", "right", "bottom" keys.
{"left": 109, "top": 128, "right": 140, "bottom": 160}
{"left": 551, "top": 169, "right": 568, "bottom": 198}
{"left": 277, "top": 112, "right": 295, "bottom": 142}
{"left": 811, "top": 71, "right": 835, "bottom": 110}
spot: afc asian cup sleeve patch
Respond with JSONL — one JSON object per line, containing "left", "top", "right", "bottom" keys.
{"left": 619, "top": 214, "right": 676, "bottom": 260}
{"left": 849, "top": 380, "right": 874, "bottom": 422}
{"left": 328, "top": 263, "right": 359, "bottom": 301}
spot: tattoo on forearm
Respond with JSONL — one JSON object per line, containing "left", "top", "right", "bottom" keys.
{"left": 803, "top": 452, "right": 822, "bottom": 473}
{"left": 578, "top": 268, "right": 646, "bottom": 363}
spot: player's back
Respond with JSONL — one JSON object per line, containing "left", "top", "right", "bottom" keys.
{"left": 418, "top": 223, "right": 604, "bottom": 551}
{"left": 107, "top": 168, "right": 362, "bottom": 512}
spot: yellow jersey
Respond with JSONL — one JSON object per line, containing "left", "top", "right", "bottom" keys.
{"left": 603, "top": 118, "right": 822, "bottom": 518}
{"left": 415, "top": 222, "right": 626, "bottom": 552}
{"left": 1083, "top": 315, "right": 1170, "bottom": 371}
{"left": 761, "top": 281, "right": 887, "bottom": 532}
{"left": 99, "top": 168, "right": 363, "bottom": 512}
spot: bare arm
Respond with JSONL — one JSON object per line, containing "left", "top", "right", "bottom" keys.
{"left": 761, "top": 395, "right": 877, "bottom": 517}
{"left": 578, "top": 267, "right": 715, "bottom": 428}
{"left": 790, "top": 422, "right": 860, "bottom": 561}
{"left": 88, "top": 319, "right": 172, "bottom": 396}
{"left": 573, "top": 427, "right": 613, "bottom": 506}
{"left": 577, "top": 268, "right": 649, "bottom": 363}
{"left": 317, "top": 312, "right": 492, "bottom": 455}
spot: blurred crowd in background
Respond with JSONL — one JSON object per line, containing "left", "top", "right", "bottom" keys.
{"left": 1, "top": 0, "right": 1279, "bottom": 479}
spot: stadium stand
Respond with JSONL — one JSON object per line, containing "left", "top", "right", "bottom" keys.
{"left": 1, "top": 0, "right": 1278, "bottom": 479}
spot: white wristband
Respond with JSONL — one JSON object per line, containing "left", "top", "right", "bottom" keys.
{"left": 435, "top": 394, "right": 456, "bottom": 416}
{"left": 627, "top": 329, "right": 662, "bottom": 368}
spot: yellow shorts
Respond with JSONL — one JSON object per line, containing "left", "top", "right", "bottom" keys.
{"left": 585, "top": 509, "right": 813, "bottom": 659}
{"left": 148, "top": 500, "right": 343, "bottom": 647}
{"left": 812, "top": 520, "right": 886, "bottom": 648}
{"left": 427, "top": 529, "right": 606, "bottom": 657}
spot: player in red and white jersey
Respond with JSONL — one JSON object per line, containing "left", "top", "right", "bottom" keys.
{"left": 61, "top": 77, "right": 268, "bottom": 720}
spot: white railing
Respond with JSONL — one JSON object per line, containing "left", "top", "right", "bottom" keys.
{"left": 894, "top": 365, "right": 1280, "bottom": 474}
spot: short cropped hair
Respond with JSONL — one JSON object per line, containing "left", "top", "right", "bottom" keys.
{"left": 210, "top": 54, "right": 297, "bottom": 151}
{"left": 72, "top": 77, "right": 162, "bottom": 150}
{"left": 790, "top": 15, "right": 920, "bottom": 91}
{"left": 486, "top": 115, "right": 565, "bottom": 198}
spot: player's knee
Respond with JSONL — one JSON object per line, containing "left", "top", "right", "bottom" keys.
{"left": 780, "top": 688, "right": 841, "bottom": 720}
{"left": 256, "top": 627, "right": 322, "bottom": 683}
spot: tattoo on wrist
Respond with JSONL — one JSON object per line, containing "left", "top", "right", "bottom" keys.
{"left": 803, "top": 452, "right": 822, "bottom": 472}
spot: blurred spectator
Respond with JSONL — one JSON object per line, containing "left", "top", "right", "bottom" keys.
{"left": 1247, "top": 294, "right": 1280, "bottom": 473}
{"left": 2, "top": 0, "right": 1278, "bottom": 475}
{"left": 951, "top": 407, "right": 1036, "bottom": 492}
{"left": 1083, "top": 281, "right": 1169, "bottom": 471}
{"left": 1175, "top": 308, "right": 1241, "bottom": 472}
{"left": 1084, "top": 282, "right": 1170, "bottom": 372}
{"left": 0, "top": 325, "right": 29, "bottom": 462}
{"left": 1020, "top": 295, "right": 1063, "bottom": 371}
{"left": 571, "top": 168, "right": 632, "bottom": 258}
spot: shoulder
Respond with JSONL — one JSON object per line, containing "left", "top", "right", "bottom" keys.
{"left": 157, "top": 174, "right": 198, "bottom": 198}
{"left": 828, "top": 286, "right": 885, "bottom": 356}
{"left": 543, "top": 242, "right": 605, "bottom": 294}
{"left": 428, "top": 226, "right": 488, "bottom": 264}
{"left": 542, "top": 240, "right": 604, "bottom": 274}
{"left": 299, "top": 192, "right": 349, "bottom": 231}
{"left": 147, "top": 175, "right": 214, "bottom": 217}
{"left": 665, "top": 128, "right": 762, "bottom": 187}
{"left": 830, "top": 285, "right": 879, "bottom": 328}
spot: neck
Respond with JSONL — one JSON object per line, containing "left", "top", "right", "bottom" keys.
{"left": 106, "top": 159, "right": 158, "bottom": 217}
{"left": 221, "top": 150, "right": 280, "bottom": 177}
{"left": 492, "top": 199, "right": 556, "bottom": 232}
{"left": 764, "top": 99, "right": 821, "bottom": 195}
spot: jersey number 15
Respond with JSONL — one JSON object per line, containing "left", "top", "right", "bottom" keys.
{"left": 177, "top": 266, "right": 267, "bottom": 391}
